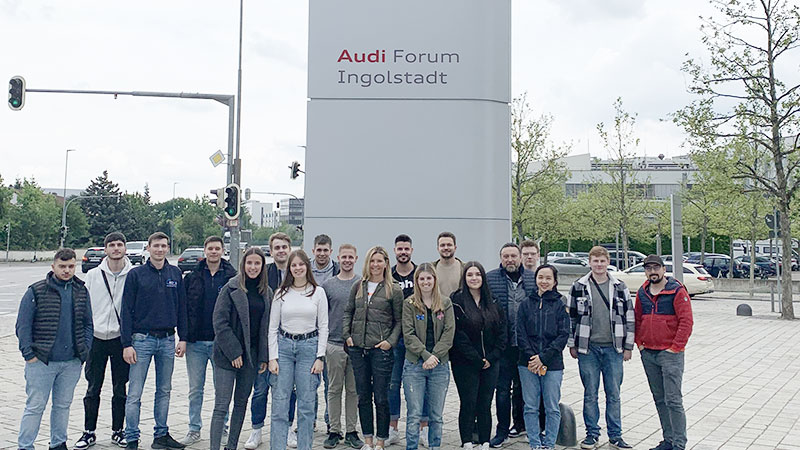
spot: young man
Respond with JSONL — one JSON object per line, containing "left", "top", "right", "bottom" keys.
{"left": 311, "top": 234, "right": 340, "bottom": 285}
{"left": 567, "top": 246, "right": 634, "bottom": 449}
{"left": 635, "top": 255, "right": 693, "bottom": 450}
{"left": 246, "top": 232, "right": 298, "bottom": 449}
{"left": 76, "top": 233, "right": 133, "bottom": 449}
{"left": 431, "top": 231, "right": 464, "bottom": 298}
{"left": 520, "top": 240, "right": 540, "bottom": 272}
{"left": 322, "top": 244, "right": 365, "bottom": 449}
{"left": 388, "top": 234, "right": 430, "bottom": 446}
{"left": 486, "top": 243, "right": 535, "bottom": 447}
{"left": 121, "top": 232, "right": 187, "bottom": 449}
{"left": 180, "top": 236, "right": 237, "bottom": 445}
{"left": 16, "top": 248, "right": 94, "bottom": 450}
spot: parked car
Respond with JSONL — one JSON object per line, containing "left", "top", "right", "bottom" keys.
{"left": 607, "top": 250, "right": 646, "bottom": 270}
{"left": 685, "top": 253, "right": 747, "bottom": 278}
{"left": 126, "top": 241, "right": 149, "bottom": 265}
{"left": 259, "top": 245, "right": 271, "bottom": 257}
{"left": 547, "top": 251, "right": 576, "bottom": 259}
{"left": 81, "top": 247, "right": 105, "bottom": 273}
{"left": 177, "top": 247, "right": 205, "bottom": 272}
{"left": 613, "top": 262, "right": 714, "bottom": 296}
{"left": 734, "top": 255, "right": 776, "bottom": 278}
{"left": 550, "top": 257, "right": 590, "bottom": 275}
{"left": 573, "top": 252, "right": 590, "bottom": 260}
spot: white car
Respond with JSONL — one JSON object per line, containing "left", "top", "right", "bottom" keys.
{"left": 125, "top": 241, "right": 150, "bottom": 265}
{"left": 613, "top": 262, "right": 714, "bottom": 296}
{"left": 548, "top": 251, "right": 576, "bottom": 259}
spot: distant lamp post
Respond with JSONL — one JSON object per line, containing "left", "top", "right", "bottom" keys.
{"left": 171, "top": 182, "right": 179, "bottom": 254}
{"left": 59, "top": 149, "right": 76, "bottom": 248}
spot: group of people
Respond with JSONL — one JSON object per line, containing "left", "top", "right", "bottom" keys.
{"left": 15, "top": 229, "right": 693, "bottom": 450}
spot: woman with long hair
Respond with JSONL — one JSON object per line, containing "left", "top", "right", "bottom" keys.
{"left": 516, "top": 264, "right": 569, "bottom": 450}
{"left": 210, "top": 247, "right": 271, "bottom": 450}
{"left": 268, "top": 250, "right": 329, "bottom": 450}
{"left": 450, "top": 261, "right": 507, "bottom": 450}
{"left": 342, "top": 246, "right": 404, "bottom": 450}
{"left": 401, "top": 263, "right": 455, "bottom": 450}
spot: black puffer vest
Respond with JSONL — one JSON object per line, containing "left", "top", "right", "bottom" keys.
{"left": 29, "top": 273, "right": 90, "bottom": 364}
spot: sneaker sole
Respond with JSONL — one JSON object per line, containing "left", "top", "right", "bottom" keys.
{"left": 580, "top": 443, "right": 598, "bottom": 449}
{"left": 75, "top": 442, "right": 96, "bottom": 450}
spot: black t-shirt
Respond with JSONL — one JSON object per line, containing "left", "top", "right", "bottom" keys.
{"left": 392, "top": 263, "right": 417, "bottom": 299}
{"left": 425, "top": 307, "right": 435, "bottom": 353}
{"left": 246, "top": 278, "right": 265, "bottom": 354}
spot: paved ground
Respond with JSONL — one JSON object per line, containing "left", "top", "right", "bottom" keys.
{"left": 0, "top": 291, "right": 798, "bottom": 450}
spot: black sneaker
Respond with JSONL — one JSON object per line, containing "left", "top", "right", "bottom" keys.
{"left": 507, "top": 427, "right": 525, "bottom": 438}
{"left": 126, "top": 440, "right": 138, "bottom": 449}
{"left": 609, "top": 437, "right": 633, "bottom": 449}
{"left": 75, "top": 431, "right": 97, "bottom": 449}
{"left": 649, "top": 441, "right": 673, "bottom": 450}
{"left": 112, "top": 430, "right": 128, "bottom": 448}
{"left": 151, "top": 433, "right": 186, "bottom": 449}
{"left": 344, "top": 432, "right": 364, "bottom": 449}
{"left": 489, "top": 434, "right": 508, "bottom": 448}
{"left": 324, "top": 433, "right": 343, "bottom": 449}
{"left": 49, "top": 443, "right": 68, "bottom": 450}
{"left": 580, "top": 435, "right": 598, "bottom": 449}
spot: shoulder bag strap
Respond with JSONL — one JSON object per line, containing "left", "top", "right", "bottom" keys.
{"left": 101, "top": 271, "right": 122, "bottom": 325}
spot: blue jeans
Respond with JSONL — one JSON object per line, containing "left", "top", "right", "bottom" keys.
{"left": 270, "top": 335, "right": 321, "bottom": 450}
{"left": 18, "top": 358, "right": 82, "bottom": 450}
{"left": 641, "top": 349, "right": 687, "bottom": 449}
{"left": 403, "top": 360, "right": 450, "bottom": 450}
{"left": 251, "top": 372, "right": 297, "bottom": 428}
{"left": 186, "top": 341, "right": 222, "bottom": 432}
{"left": 518, "top": 367, "right": 562, "bottom": 449}
{"left": 578, "top": 344, "right": 623, "bottom": 439}
{"left": 389, "top": 338, "right": 429, "bottom": 422}
{"left": 125, "top": 333, "right": 176, "bottom": 442}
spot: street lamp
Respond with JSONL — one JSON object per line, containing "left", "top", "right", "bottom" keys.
{"left": 59, "top": 149, "right": 76, "bottom": 248}
{"left": 171, "top": 182, "right": 179, "bottom": 254}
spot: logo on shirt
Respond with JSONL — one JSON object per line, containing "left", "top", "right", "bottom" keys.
{"left": 165, "top": 279, "right": 178, "bottom": 288}
{"left": 416, "top": 314, "right": 425, "bottom": 321}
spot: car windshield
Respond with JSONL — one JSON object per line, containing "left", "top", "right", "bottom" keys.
{"left": 126, "top": 242, "right": 143, "bottom": 249}
{"left": 182, "top": 250, "right": 204, "bottom": 257}
{"left": 696, "top": 267, "right": 709, "bottom": 275}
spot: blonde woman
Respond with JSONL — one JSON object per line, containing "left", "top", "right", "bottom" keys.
{"left": 268, "top": 250, "right": 329, "bottom": 450}
{"left": 402, "top": 263, "right": 455, "bottom": 450}
{"left": 343, "top": 246, "right": 403, "bottom": 450}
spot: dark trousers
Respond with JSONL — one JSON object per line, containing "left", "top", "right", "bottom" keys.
{"left": 495, "top": 346, "right": 524, "bottom": 437}
{"left": 348, "top": 347, "right": 393, "bottom": 440}
{"left": 452, "top": 362, "right": 499, "bottom": 445}
{"left": 211, "top": 365, "right": 257, "bottom": 450}
{"left": 83, "top": 337, "right": 129, "bottom": 431}
{"left": 642, "top": 349, "right": 687, "bottom": 449}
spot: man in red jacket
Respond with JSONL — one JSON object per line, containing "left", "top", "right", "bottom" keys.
{"left": 634, "top": 255, "right": 693, "bottom": 450}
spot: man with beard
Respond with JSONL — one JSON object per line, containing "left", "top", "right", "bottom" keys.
{"left": 486, "top": 243, "right": 536, "bottom": 447}
{"left": 431, "top": 231, "right": 464, "bottom": 298}
{"left": 322, "top": 244, "right": 365, "bottom": 449}
{"left": 634, "top": 255, "right": 693, "bottom": 450}
{"left": 520, "top": 240, "right": 540, "bottom": 272}
{"left": 312, "top": 234, "right": 340, "bottom": 285}
{"left": 180, "top": 236, "right": 237, "bottom": 445}
{"left": 76, "top": 233, "right": 132, "bottom": 449}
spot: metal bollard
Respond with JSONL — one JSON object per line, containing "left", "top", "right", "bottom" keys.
{"left": 736, "top": 304, "right": 753, "bottom": 316}
{"left": 557, "top": 402, "right": 577, "bottom": 447}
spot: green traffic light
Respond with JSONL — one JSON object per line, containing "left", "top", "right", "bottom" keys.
{"left": 10, "top": 99, "right": 20, "bottom": 106}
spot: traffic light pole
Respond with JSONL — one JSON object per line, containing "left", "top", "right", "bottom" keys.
{"left": 24, "top": 87, "right": 241, "bottom": 265}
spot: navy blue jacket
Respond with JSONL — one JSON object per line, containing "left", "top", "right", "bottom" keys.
{"left": 486, "top": 265, "right": 536, "bottom": 346}
{"left": 184, "top": 259, "right": 237, "bottom": 342}
{"left": 516, "top": 289, "right": 570, "bottom": 371}
{"left": 121, "top": 260, "right": 188, "bottom": 348}
{"left": 266, "top": 263, "right": 282, "bottom": 292}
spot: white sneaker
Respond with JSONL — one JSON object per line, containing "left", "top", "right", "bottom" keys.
{"left": 419, "top": 427, "right": 429, "bottom": 448}
{"left": 244, "top": 429, "right": 262, "bottom": 449}
{"left": 386, "top": 429, "right": 401, "bottom": 446}
{"left": 288, "top": 429, "right": 298, "bottom": 448}
{"left": 361, "top": 445, "right": 373, "bottom": 450}
{"left": 180, "top": 431, "right": 201, "bottom": 446}
{"left": 480, "top": 443, "right": 490, "bottom": 450}
{"left": 462, "top": 443, "right": 474, "bottom": 450}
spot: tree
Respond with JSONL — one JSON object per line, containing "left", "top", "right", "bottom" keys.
{"left": 510, "top": 93, "right": 570, "bottom": 242}
{"left": 174, "top": 197, "right": 223, "bottom": 251}
{"left": 595, "top": 98, "right": 651, "bottom": 269}
{"left": 81, "top": 171, "right": 129, "bottom": 245}
{"left": 676, "top": 0, "right": 800, "bottom": 318}
{"left": 8, "top": 179, "right": 61, "bottom": 251}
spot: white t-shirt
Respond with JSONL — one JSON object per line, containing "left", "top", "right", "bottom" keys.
{"left": 269, "top": 286, "right": 329, "bottom": 360}
{"left": 367, "top": 281, "right": 379, "bottom": 300}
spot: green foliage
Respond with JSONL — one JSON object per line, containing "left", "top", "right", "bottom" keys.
{"left": 6, "top": 179, "right": 61, "bottom": 250}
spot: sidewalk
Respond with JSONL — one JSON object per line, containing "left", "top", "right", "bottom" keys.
{"left": 0, "top": 297, "right": 798, "bottom": 450}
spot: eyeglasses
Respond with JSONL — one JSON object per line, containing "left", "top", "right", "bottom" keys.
{"left": 644, "top": 265, "right": 662, "bottom": 272}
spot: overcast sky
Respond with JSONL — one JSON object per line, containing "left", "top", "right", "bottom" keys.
{"left": 1, "top": 0, "right": 718, "bottom": 202}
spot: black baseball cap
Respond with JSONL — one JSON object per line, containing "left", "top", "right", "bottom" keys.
{"left": 643, "top": 254, "right": 664, "bottom": 267}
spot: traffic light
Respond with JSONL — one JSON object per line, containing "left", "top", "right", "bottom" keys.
{"left": 223, "top": 183, "right": 241, "bottom": 220}
{"left": 8, "top": 76, "right": 26, "bottom": 111}
{"left": 290, "top": 161, "right": 302, "bottom": 179}
{"left": 209, "top": 186, "right": 225, "bottom": 208}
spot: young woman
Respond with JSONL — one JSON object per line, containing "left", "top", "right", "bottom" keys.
{"left": 450, "top": 262, "right": 507, "bottom": 450}
{"left": 268, "top": 250, "right": 329, "bottom": 450}
{"left": 402, "top": 263, "right": 455, "bottom": 450}
{"left": 210, "top": 247, "right": 271, "bottom": 450}
{"left": 516, "top": 264, "right": 570, "bottom": 450}
{"left": 342, "top": 246, "right": 404, "bottom": 450}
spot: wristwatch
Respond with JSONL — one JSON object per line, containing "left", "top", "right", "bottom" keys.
{"left": 316, "top": 356, "right": 326, "bottom": 363}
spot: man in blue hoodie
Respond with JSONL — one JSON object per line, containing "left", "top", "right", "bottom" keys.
{"left": 16, "top": 248, "right": 94, "bottom": 450}
{"left": 121, "top": 232, "right": 188, "bottom": 449}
